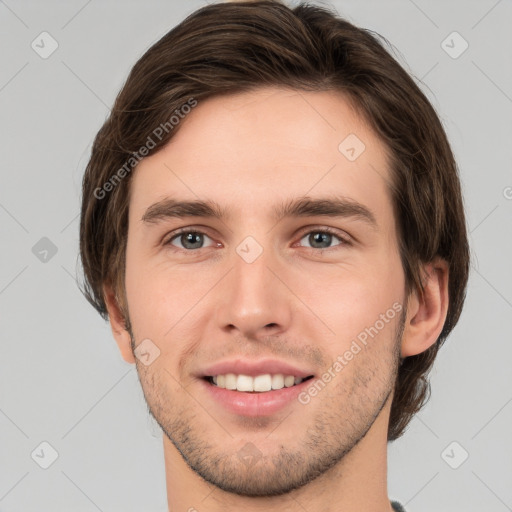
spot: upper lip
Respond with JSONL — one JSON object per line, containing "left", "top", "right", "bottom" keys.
{"left": 198, "top": 359, "right": 315, "bottom": 379}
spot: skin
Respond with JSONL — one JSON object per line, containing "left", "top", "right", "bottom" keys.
{"left": 104, "top": 87, "right": 449, "bottom": 512}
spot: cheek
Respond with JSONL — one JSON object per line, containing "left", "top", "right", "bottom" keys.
{"left": 124, "top": 246, "right": 171, "bottom": 338}
{"left": 291, "top": 255, "right": 404, "bottom": 341}
{"left": 124, "top": 222, "right": 405, "bottom": 344}
{"left": 124, "top": 252, "right": 215, "bottom": 340}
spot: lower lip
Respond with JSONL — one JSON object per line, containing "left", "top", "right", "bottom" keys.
{"left": 201, "top": 378, "right": 313, "bottom": 417}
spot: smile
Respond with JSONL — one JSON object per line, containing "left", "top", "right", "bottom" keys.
{"left": 207, "top": 373, "right": 314, "bottom": 392}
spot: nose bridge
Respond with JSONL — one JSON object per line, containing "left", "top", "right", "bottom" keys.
{"left": 233, "top": 243, "right": 272, "bottom": 304}
{"left": 232, "top": 238, "right": 277, "bottom": 312}
{"left": 216, "top": 235, "right": 291, "bottom": 337}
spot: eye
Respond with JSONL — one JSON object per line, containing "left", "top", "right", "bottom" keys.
{"left": 298, "top": 228, "right": 350, "bottom": 250}
{"left": 165, "top": 229, "right": 216, "bottom": 250}
{"left": 163, "top": 227, "right": 351, "bottom": 252}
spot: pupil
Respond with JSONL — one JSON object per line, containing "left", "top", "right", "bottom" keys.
{"left": 183, "top": 232, "right": 202, "bottom": 249}
{"left": 310, "top": 232, "right": 331, "bottom": 248}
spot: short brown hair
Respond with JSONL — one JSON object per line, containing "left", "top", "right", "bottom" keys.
{"left": 79, "top": 0, "right": 470, "bottom": 441}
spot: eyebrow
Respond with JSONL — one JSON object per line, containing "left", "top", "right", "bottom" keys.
{"left": 141, "top": 195, "right": 378, "bottom": 230}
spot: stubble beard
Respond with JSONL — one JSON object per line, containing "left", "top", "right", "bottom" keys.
{"left": 128, "top": 309, "right": 406, "bottom": 497}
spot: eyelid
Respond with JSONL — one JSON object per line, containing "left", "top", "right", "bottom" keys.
{"left": 296, "top": 225, "right": 352, "bottom": 243}
{"left": 163, "top": 226, "right": 218, "bottom": 248}
{"left": 162, "top": 225, "right": 353, "bottom": 251}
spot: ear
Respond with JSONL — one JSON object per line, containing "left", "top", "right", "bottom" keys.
{"left": 103, "top": 284, "right": 136, "bottom": 364}
{"left": 401, "top": 257, "right": 449, "bottom": 357}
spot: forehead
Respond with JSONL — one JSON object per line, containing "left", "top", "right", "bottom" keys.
{"left": 129, "top": 87, "right": 393, "bottom": 226}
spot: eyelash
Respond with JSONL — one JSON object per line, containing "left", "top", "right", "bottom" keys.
{"left": 163, "top": 226, "right": 352, "bottom": 252}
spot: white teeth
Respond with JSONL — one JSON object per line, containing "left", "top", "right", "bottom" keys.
{"left": 254, "top": 374, "right": 272, "bottom": 392}
{"left": 210, "top": 373, "right": 306, "bottom": 392}
{"left": 225, "top": 373, "right": 237, "bottom": 390}
{"left": 236, "top": 374, "right": 254, "bottom": 392}
{"left": 284, "top": 375, "right": 295, "bottom": 387}
{"left": 271, "top": 374, "right": 284, "bottom": 389}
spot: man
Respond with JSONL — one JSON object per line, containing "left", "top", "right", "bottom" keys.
{"left": 79, "top": 1, "right": 470, "bottom": 510}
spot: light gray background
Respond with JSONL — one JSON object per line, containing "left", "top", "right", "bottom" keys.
{"left": 1, "top": 0, "right": 511, "bottom": 511}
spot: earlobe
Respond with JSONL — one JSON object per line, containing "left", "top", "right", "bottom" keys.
{"left": 103, "top": 284, "right": 136, "bottom": 364}
{"left": 401, "top": 258, "right": 449, "bottom": 358}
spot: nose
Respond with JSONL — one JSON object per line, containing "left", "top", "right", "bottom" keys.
{"left": 215, "top": 245, "right": 293, "bottom": 341}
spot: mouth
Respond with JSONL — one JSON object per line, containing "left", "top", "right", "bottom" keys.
{"left": 197, "top": 359, "right": 317, "bottom": 416}
{"left": 203, "top": 373, "right": 315, "bottom": 393}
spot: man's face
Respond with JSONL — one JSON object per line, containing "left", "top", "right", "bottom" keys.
{"left": 123, "top": 87, "right": 407, "bottom": 496}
